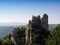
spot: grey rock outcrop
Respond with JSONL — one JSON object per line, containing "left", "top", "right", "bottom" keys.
{"left": 28, "top": 14, "right": 50, "bottom": 45}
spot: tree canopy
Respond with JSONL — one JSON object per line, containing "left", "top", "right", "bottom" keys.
{"left": 46, "top": 24, "right": 60, "bottom": 45}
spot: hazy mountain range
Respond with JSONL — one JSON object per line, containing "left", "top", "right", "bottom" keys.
{"left": 0, "top": 22, "right": 27, "bottom": 26}
{"left": 0, "top": 22, "right": 58, "bottom": 26}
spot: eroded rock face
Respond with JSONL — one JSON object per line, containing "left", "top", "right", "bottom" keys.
{"left": 42, "top": 14, "right": 48, "bottom": 30}
{"left": 28, "top": 14, "right": 50, "bottom": 45}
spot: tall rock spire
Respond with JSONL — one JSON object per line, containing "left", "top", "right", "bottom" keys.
{"left": 42, "top": 13, "right": 48, "bottom": 30}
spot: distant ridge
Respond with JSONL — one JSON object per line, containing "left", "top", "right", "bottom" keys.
{"left": 0, "top": 22, "right": 58, "bottom": 27}
{"left": 0, "top": 22, "right": 27, "bottom": 26}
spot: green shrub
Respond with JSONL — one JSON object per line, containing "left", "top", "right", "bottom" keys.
{"left": 1, "top": 39, "right": 14, "bottom": 45}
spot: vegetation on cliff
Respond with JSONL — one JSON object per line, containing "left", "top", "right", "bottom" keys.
{"left": 46, "top": 24, "right": 60, "bottom": 45}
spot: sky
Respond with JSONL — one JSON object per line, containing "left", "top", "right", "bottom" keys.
{"left": 0, "top": 0, "right": 60, "bottom": 24}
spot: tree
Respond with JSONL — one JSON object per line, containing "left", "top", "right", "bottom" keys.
{"left": 1, "top": 39, "right": 14, "bottom": 45}
{"left": 46, "top": 24, "right": 60, "bottom": 45}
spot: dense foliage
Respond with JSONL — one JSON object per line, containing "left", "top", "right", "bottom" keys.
{"left": 13, "top": 27, "right": 26, "bottom": 45}
{"left": 0, "top": 39, "right": 14, "bottom": 45}
{"left": 46, "top": 24, "right": 60, "bottom": 45}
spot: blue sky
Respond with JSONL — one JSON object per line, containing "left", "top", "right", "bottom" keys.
{"left": 0, "top": 0, "right": 60, "bottom": 24}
